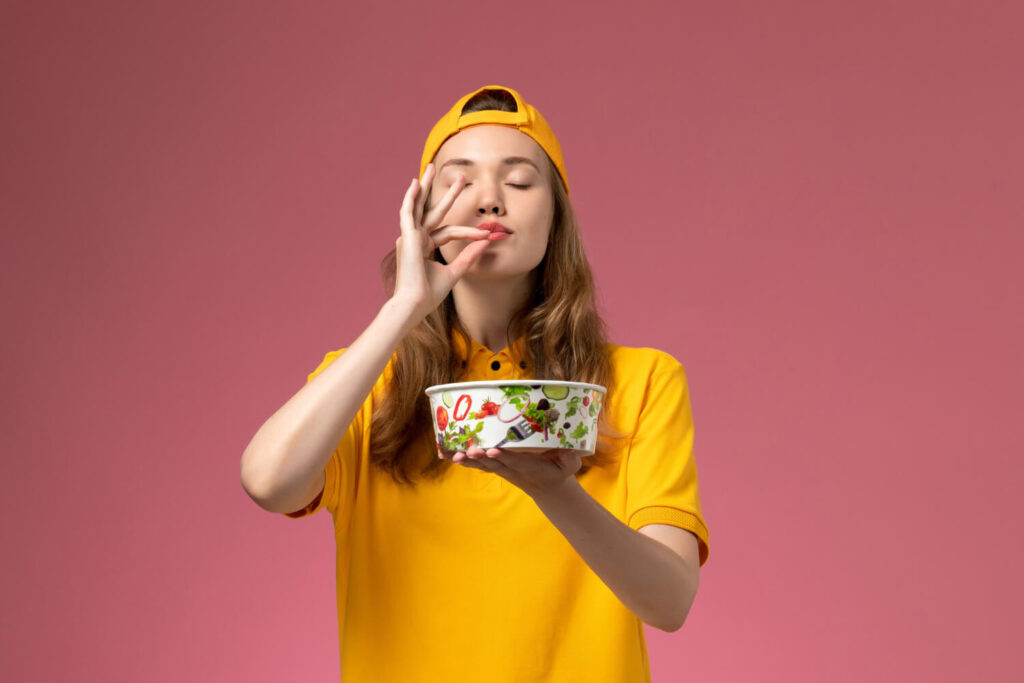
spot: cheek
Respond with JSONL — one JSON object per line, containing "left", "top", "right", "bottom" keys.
{"left": 533, "top": 235, "right": 552, "bottom": 260}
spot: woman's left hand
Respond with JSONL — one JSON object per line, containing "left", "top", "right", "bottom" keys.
{"left": 445, "top": 445, "right": 582, "bottom": 498}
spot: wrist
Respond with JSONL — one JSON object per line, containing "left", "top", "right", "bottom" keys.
{"left": 382, "top": 296, "right": 426, "bottom": 330}
{"left": 529, "top": 474, "right": 583, "bottom": 507}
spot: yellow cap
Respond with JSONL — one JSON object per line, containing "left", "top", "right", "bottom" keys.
{"left": 420, "top": 85, "right": 570, "bottom": 196}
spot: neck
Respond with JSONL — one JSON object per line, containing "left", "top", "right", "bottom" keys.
{"left": 451, "top": 272, "right": 534, "bottom": 354}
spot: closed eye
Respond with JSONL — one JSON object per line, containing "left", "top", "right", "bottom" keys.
{"left": 461, "top": 183, "right": 532, "bottom": 190}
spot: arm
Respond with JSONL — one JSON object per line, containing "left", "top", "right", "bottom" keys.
{"left": 240, "top": 165, "right": 491, "bottom": 514}
{"left": 240, "top": 298, "right": 419, "bottom": 513}
{"left": 531, "top": 478, "right": 701, "bottom": 632}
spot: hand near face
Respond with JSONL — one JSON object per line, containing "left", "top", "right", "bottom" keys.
{"left": 393, "top": 163, "right": 492, "bottom": 322}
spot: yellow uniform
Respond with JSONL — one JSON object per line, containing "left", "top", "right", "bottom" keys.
{"left": 285, "top": 328, "right": 710, "bottom": 681}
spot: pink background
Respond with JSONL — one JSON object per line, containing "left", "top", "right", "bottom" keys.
{"left": 2, "top": 1, "right": 1021, "bottom": 680}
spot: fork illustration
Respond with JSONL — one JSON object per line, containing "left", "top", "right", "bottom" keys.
{"left": 494, "top": 417, "right": 536, "bottom": 448}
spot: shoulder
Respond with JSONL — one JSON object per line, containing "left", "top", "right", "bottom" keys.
{"left": 605, "top": 342, "right": 688, "bottom": 383}
{"left": 602, "top": 343, "right": 692, "bottom": 429}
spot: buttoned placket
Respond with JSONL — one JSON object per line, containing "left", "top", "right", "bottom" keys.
{"left": 458, "top": 334, "right": 529, "bottom": 381}
{"left": 457, "top": 337, "right": 530, "bottom": 493}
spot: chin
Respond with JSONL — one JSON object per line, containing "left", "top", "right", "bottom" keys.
{"left": 464, "top": 267, "right": 520, "bottom": 281}
{"left": 464, "top": 257, "right": 536, "bottom": 280}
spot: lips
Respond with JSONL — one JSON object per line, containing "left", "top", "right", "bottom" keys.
{"left": 477, "top": 221, "right": 512, "bottom": 234}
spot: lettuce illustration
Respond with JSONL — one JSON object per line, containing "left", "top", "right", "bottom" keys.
{"left": 442, "top": 421, "right": 485, "bottom": 452}
{"left": 565, "top": 395, "right": 581, "bottom": 418}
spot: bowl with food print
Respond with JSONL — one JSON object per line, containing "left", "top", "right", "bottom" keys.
{"left": 424, "top": 380, "right": 606, "bottom": 456}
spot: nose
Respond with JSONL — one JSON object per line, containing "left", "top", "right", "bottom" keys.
{"left": 473, "top": 178, "right": 505, "bottom": 216}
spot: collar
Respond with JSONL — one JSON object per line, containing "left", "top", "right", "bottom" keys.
{"left": 452, "top": 327, "right": 530, "bottom": 380}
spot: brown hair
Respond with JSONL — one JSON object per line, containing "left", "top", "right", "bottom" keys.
{"left": 372, "top": 89, "right": 625, "bottom": 486}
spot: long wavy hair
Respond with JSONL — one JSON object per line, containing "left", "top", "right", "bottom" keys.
{"left": 372, "top": 89, "right": 626, "bottom": 486}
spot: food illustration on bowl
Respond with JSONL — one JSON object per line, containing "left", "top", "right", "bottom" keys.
{"left": 424, "top": 381, "right": 606, "bottom": 456}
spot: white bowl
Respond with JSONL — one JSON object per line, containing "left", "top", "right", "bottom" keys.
{"left": 425, "top": 380, "right": 606, "bottom": 455}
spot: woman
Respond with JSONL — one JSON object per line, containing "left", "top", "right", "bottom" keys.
{"left": 241, "top": 85, "right": 710, "bottom": 682}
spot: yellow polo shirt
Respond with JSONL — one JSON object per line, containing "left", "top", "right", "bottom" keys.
{"left": 285, "top": 328, "right": 709, "bottom": 682}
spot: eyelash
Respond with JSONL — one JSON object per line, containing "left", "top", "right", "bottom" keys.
{"left": 460, "top": 183, "right": 531, "bottom": 190}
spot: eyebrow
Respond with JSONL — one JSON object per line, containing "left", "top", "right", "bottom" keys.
{"left": 440, "top": 156, "right": 540, "bottom": 173}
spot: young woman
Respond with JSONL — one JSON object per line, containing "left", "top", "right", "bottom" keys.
{"left": 241, "top": 85, "right": 710, "bottom": 682}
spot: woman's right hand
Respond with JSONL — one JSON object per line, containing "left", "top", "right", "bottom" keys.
{"left": 391, "top": 162, "right": 492, "bottom": 322}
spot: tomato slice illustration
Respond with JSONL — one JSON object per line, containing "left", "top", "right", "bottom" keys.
{"left": 436, "top": 405, "right": 449, "bottom": 430}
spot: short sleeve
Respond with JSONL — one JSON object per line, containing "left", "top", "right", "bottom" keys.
{"left": 281, "top": 348, "right": 361, "bottom": 520}
{"left": 625, "top": 354, "right": 710, "bottom": 567}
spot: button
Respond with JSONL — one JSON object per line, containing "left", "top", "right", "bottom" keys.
{"left": 519, "top": 361, "right": 527, "bottom": 369}
{"left": 491, "top": 360, "right": 501, "bottom": 371}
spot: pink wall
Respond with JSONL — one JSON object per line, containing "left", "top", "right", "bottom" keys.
{"left": 2, "top": 1, "right": 1021, "bottom": 680}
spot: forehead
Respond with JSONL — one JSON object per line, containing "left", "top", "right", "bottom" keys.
{"left": 434, "top": 125, "right": 545, "bottom": 170}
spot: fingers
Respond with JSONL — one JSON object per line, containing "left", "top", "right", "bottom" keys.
{"left": 424, "top": 225, "right": 490, "bottom": 255}
{"left": 414, "top": 163, "right": 435, "bottom": 227}
{"left": 438, "top": 445, "right": 476, "bottom": 462}
{"left": 399, "top": 177, "right": 421, "bottom": 241}
{"left": 456, "top": 447, "right": 511, "bottom": 475}
{"left": 422, "top": 171, "right": 467, "bottom": 229}
{"left": 452, "top": 446, "right": 483, "bottom": 463}
{"left": 451, "top": 448, "right": 479, "bottom": 465}
{"left": 445, "top": 239, "right": 491, "bottom": 280}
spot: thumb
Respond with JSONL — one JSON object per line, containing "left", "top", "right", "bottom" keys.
{"left": 446, "top": 239, "right": 490, "bottom": 280}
